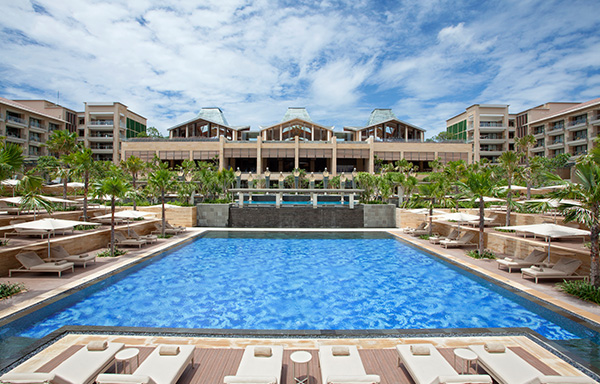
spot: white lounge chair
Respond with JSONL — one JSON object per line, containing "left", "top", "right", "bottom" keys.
{"left": 521, "top": 257, "right": 585, "bottom": 284}
{"left": 318, "top": 345, "right": 380, "bottom": 384}
{"left": 224, "top": 345, "right": 284, "bottom": 384}
{"left": 96, "top": 344, "right": 195, "bottom": 384}
{"left": 0, "top": 341, "right": 125, "bottom": 384}
{"left": 411, "top": 224, "right": 432, "bottom": 237}
{"left": 127, "top": 228, "right": 158, "bottom": 244}
{"left": 9, "top": 251, "right": 74, "bottom": 277}
{"left": 114, "top": 231, "right": 146, "bottom": 248}
{"left": 396, "top": 344, "right": 492, "bottom": 384}
{"left": 496, "top": 249, "right": 547, "bottom": 273}
{"left": 440, "top": 232, "right": 476, "bottom": 249}
{"left": 402, "top": 222, "right": 426, "bottom": 234}
{"left": 469, "top": 344, "right": 595, "bottom": 384}
{"left": 49, "top": 245, "right": 96, "bottom": 268}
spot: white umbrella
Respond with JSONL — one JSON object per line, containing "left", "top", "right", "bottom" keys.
{"left": 40, "top": 196, "right": 80, "bottom": 204}
{"left": 46, "top": 182, "right": 86, "bottom": 189}
{"left": 1, "top": 179, "right": 20, "bottom": 187}
{"left": 459, "top": 196, "right": 506, "bottom": 203}
{"left": 495, "top": 223, "right": 590, "bottom": 262}
{"left": 496, "top": 185, "right": 528, "bottom": 192}
{"left": 431, "top": 212, "right": 486, "bottom": 233}
{"left": 96, "top": 210, "right": 155, "bottom": 219}
{"left": 14, "top": 218, "right": 100, "bottom": 257}
{"left": 408, "top": 208, "right": 446, "bottom": 215}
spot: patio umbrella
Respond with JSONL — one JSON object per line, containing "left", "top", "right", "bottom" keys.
{"left": 95, "top": 210, "right": 155, "bottom": 229}
{"left": 520, "top": 198, "right": 582, "bottom": 223}
{"left": 459, "top": 196, "right": 506, "bottom": 203}
{"left": 431, "top": 212, "right": 484, "bottom": 233}
{"left": 495, "top": 223, "right": 590, "bottom": 262}
{"left": 13, "top": 218, "right": 100, "bottom": 258}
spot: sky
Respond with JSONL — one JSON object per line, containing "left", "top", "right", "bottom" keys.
{"left": 1, "top": 0, "right": 599, "bottom": 137}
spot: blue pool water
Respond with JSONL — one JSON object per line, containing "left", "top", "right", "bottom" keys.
{"left": 2, "top": 231, "right": 600, "bottom": 370}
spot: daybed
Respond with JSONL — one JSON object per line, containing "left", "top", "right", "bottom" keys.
{"left": 318, "top": 345, "right": 380, "bottom": 384}
{"left": 496, "top": 249, "right": 547, "bottom": 273}
{"left": 224, "top": 345, "right": 284, "bottom": 384}
{"left": 9, "top": 251, "right": 74, "bottom": 277}
{"left": 521, "top": 257, "right": 585, "bottom": 284}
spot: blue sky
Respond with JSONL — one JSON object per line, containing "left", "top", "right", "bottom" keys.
{"left": 1, "top": 0, "right": 599, "bottom": 136}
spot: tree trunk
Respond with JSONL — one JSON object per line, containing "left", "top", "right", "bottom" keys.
{"left": 83, "top": 172, "right": 88, "bottom": 221}
{"left": 428, "top": 203, "right": 433, "bottom": 236}
{"left": 132, "top": 175, "right": 137, "bottom": 211}
{"left": 63, "top": 177, "right": 68, "bottom": 210}
{"left": 479, "top": 199, "right": 485, "bottom": 254}
{"left": 161, "top": 189, "right": 166, "bottom": 237}
{"left": 591, "top": 204, "right": 600, "bottom": 286}
{"left": 110, "top": 198, "right": 115, "bottom": 257}
{"left": 505, "top": 179, "right": 512, "bottom": 226}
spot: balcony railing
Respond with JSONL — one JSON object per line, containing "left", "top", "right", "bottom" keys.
{"left": 551, "top": 139, "right": 564, "bottom": 145}
{"left": 6, "top": 132, "right": 22, "bottom": 139}
{"left": 569, "top": 119, "right": 587, "bottom": 126}
{"left": 549, "top": 123, "right": 564, "bottom": 131}
{"left": 29, "top": 121, "right": 45, "bottom": 129}
{"left": 480, "top": 122, "right": 504, "bottom": 127}
{"left": 91, "top": 145, "right": 113, "bottom": 150}
{"left": 89, "top": 134, "right": 114, "bottom": 138}
{"left": 6, "top": 115, "right": 26, "bottom": 125}
{"left": 89, "top": 120, "right": 114, "bottom": 126}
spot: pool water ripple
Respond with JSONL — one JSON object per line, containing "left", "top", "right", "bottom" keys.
{"left": 10, "top": 233, "right": 586, "bottom": 341}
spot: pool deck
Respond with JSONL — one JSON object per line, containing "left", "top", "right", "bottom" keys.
{"left": 8, "top": 334, "right": 593, "bottom": 382}
{"left": 1, "top": 227, "right": 600, "bottom": 381}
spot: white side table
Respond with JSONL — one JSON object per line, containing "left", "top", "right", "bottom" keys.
{"left": 453, "top": 348, "right": 478, "bottom": 374}
{"left": 114, "top": 348, "right": 140, "bottom": 374}
{"left": 290, "top": 351, "right": 312, "bottom": 384}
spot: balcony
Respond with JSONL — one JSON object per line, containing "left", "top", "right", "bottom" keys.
{"left": 6, "top": 115, "right": 27, "bottom": 126}
{"left": 547, "top": 127, "right": 564, "bottom": 136}
{"left": 88, "top": 120, "right": 114, "bottom": 130}
{"left": 533, "top": 130, "right": 545, "bottom": 138}
{"left": 28, "top": 138, "right": 43, "bottom": 146}
{"left": 567, "top": 120, "right": 588, "bottom": 131}
{"left": 530, "top": 146, "right": 545, "bottom": 153}
{"left": 546, "top": 140, "right": 565, "bottom": 149}
{"left": 29, "top": 125, "right": 47, "bottom": 134}
{"left": 478, "top": 125, "right": 506, "bottom": 134}
{"left": 567, "top": 137, "right": 588, "bottom": 146}
{"left": 479, "top": 136, "right": 505, "bottom": 145}
{"left": 6, "top": 133, "right": 26, "bottom": 144}
{"left": 88, "top": 134, "right": 114, "bottom": 142}
{"left": 590, "top": 114, "right": 600, "bottom": 125}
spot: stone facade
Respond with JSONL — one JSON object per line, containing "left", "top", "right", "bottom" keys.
{"left": 228, "top": 206, "right": 364, "bottom": 228}
{"left": 196, "top": 204, "right": 230, "bottom": 227}
{"left": 363, "top": 204, "right": 396, "bottom": 228}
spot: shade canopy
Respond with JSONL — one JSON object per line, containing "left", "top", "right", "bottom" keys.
{"left": 96, "top": 210, "right": 155, "bottom": 220}
{"left": 520, "top": 198, "right": 582, "bottom": 208}
{"left": 46, "top": 182, "right": 86, "bottom": 188}
{"left": 431, "top": 212, "right": 482, "bottom": 222}
{"left": 1, "top": 180, "right": 20, "bottom": 187}
{"left": 0, "top": 196, "right": 79, "bottom": 205}
{"left": 459, "top": 196, "right": 506, "bottom": 203}
{"left": 408, "top": 208, "right": 447, "bottom": 215}
{"left": 496, "top": 185, "right": 528, "bottom": 192}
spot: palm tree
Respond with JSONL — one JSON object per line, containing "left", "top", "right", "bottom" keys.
{"left": 418, "top": 172, "right": 452, "bottom": 235}
{"left": 498, "top": 151, "right": 520, "bottom": 226}
{"left": 17, "top": 171, "right": 52, "bottom": 219}
{"left": 515, "top": 135, "right": 536, "bottom": 198}
{"left": 556, "top": 158, "right": 600, "bottom": 286}
{"left": 457, "top": 166, "right": 496, "bottom": 254}
{"left": 95, "top": 174, "right": 130, "bottom": 257}
{"left": 68, "top": 148, "right": 94, "bottom": 221}
{"left": 121, "top": 156, "right": 147, "bottom": 210}
{"left": 0, "top": 141, "right": 24, "bottom": 182}
{"left": 45, "top": 130, "right": 79, "bottom": 204}
{"left": 148, "top": 162, "right": 177, "bottom": 236}
{"left": 176, "top": 159, "right": 199, "bottom": 205}
{"left": 443, "top": 160, "right": 467, "bottom": 210}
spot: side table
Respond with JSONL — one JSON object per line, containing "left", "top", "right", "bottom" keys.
{"left": 290, "top": 350, "right": 312, "bottom": 384}
{"left": 114, "top": 348, "right": 140, "bottom": 374}
{"left": 453, "top": 348, "right": 478, "bottom": 374}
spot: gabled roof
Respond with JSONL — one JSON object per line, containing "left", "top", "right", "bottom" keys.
{"left": 281, "top": 107, "right": 311, "bottom": 123}
{"left": 528, "top": 97, "right": 600, "bottom": 125}
{"left": 344, "top": 109, "right": 425, "bottom": 132}
{"left": 0, "top": 97, "right": 68, "bottom": 123}
{"left": 167, "top": 107, "right": 249, "bottom": 131}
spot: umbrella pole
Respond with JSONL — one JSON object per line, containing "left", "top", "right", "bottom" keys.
{"left": 547, "top": 237, "right": 552, "bottom": 264}
{"left": 47, "top": 234, "right": 51, "bottom": 259}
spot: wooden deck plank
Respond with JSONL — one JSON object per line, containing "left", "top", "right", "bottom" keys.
{"left": 31, "top": 344, "right": 562, "bottom": 384}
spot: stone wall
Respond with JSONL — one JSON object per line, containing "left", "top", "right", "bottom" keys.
{"left": 0, "top": 220, "right": 158, "bottom": 277}
{"left": 363, "top": 204, "right": 396, "bottom": 228}
{"left": 197, "top": 204, "right": 230, "bottom": 227}
{"left": 229, "top": 206, "right": 364, "bottom": 228}
{"left": 138, "top": 206, "right": 196, "bottom": 227}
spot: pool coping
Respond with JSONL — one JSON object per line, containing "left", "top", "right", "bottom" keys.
{"left": 1, "top": 227, "right": 600, "bottom": 377}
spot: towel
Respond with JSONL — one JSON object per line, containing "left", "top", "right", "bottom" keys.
{"left": 254, "top": 346, "right": 272, "bottom": 357}
{"left": 410, "top": 345, "right": 430, "bottom": 355}
{"left": 55, "top": 260, "right": 68, "bottom": 265}
{"left": 332, "top": 346, "right": 350, "bottom": 356}
{"left": 87, "top": 340, "right": 108, "bottom": 351}
{"left": 530, "top": 266, "right": 543, "bottom": 272}
{"left": 159, "top": 345, "right": 180, "bottom": 355}
{"left": 504, "top": 257, "right": 513, "bottom": 262}
{"left": 484, "top": 342, "right": 505, "bottom": 353}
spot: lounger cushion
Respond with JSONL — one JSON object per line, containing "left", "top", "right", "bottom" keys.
{"left": 52, "top": 342, "right": 124, "bottom": 384}
{"left": 484, "top": 342, "right": 505, "bottom": 353}
{"left": 524, "top": 375, "right": 596, "bottom": 384}
{"left": 397, "top": 345, "right": 458, "bottom": 384}
{"left": 410, "top": 345, "right": 430, "bottom": 355}
{"left": 158, "top": 345, "right": 179, "bottom": 355}
{"left": 432, "top": 375, "right": 493, "bottom": 384}
{"left": 469, "top": 344, "right": 541, "bottom": 384}
{"left": 87, "top": 340, "right": 108, "bottom": 351}
{"left": 326, "top": 375, "right": 381, "bottom": 384}
{"left": 254, "top": 346, "right": 272, "bottom": 357}
{"left": 0, "top": 372, "right": 72, "bottom": 384}
{"left": 233, "top": 346, "right": 283, "bottom": 384}
{"left": 331, "top": 346, "right": 349, "bottom": 356}
{"left": 223, "top": 376, "right": 277, "bottom": 384}
{"left": 134, "top": 344, "right": 195, "bottom": 384}
{"left": 320, "top": 346, "right": 380, "bottom": 384}
{"left": 96, "top": 374, "right": 155, "bottom": 384}
{"left": 29, "top": 263, "right": 74, "bottom": 272}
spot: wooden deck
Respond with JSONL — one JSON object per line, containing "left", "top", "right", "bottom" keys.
{"left": 35, "top": 345, "right": 559, "bottom": 384}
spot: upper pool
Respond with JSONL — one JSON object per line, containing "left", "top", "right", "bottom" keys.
{"left": 2, "top": 231, "right": 600, "bottom": 371}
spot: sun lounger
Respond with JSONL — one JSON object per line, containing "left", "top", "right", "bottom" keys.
{"left": 166, "top": 222, "right": 186, "bottom": 232}
{"left": 429, "top": 228, "right": 459, "bottom": 244}
{"left": 0, "top": 341, "right": 124, "bottom": 384}
{"left": 496, "top": 249, "right": 547, "bottom": 273}
{"left": 396, "top": 344, "right": 491, "bottom": 384}
{"left": 224, "top": 345, "right": 284, "bottom": 384}
{"left": 151, "top": 223, "right": 183, "bottom": 236}
{"left": 402, "top": 222, "right": 426, "bottom": 234}
{"left": 49, "top": 245, "right": 96, "bottom": 268}
{"left": 467, "top": 215, "right": 500, "bottom": 228}
{"left": 0, "top": 201, "right": 20, "bottom": 215}
{"left": 469, "top": 343, "right": 595, "bottom": 384}
{"left": 4, "top": 226, "right": 52, "bottom": 239}
{"left": 318, "top": 345, "right": 380, "bottom": 384}
{"left": 440, "top": 232, "right": 476, "bottom": 248}
{"left": 128, "top": 228, "right": 158, "bottom": 244}
{"left": 9, "top": 251, "right": 74, "bottom": 277}
{"left": 96, "top": 344, "right": 195, "bottom": 384}
{"left": 411, "top": 224, "right": 432, "bottom": 237}
{"left": 521, "top": 257, "right": 585, "bottom": 284}
{"left": 113, "top": 231, "right": 146, "bottom": 248}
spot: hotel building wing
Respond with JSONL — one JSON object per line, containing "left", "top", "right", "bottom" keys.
{"left": 122, "top": 107, "right": 471, "bottom": 176}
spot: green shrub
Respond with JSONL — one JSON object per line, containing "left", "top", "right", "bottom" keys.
{"left": 0, "top": 239, "right": 9, "bottom": 246}
{"left": 558, "top": 280, "right": 600, "bottom": 304}
{"left": 74, "top": 225, "right": 97, "bottom": 231}
{"left": 97, "top": 248, "right": 127, "bottom": 258}
{"left": 0, "top": 282, "right": 25, "bottom": 299}
{"left": 466, "top": 249, "right": 496, "bottom": 259}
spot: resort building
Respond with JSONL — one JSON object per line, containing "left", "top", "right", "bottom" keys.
{"left": 78, "top": 102, "right": 147, "bottom": 162}
{"left": 0, "top": 97, "right": 67, "bottom": 163}
{"left": 122, "top": 107, "right": 471, "bottom": 176}
{"left": 446, "top": 104, "right": 516, "bottom": 163}
{"left": 520, "top": 98, "right": 600, "bottom": 161}
{"left": 15, "top": 99, "right": 78, "bottom": 134}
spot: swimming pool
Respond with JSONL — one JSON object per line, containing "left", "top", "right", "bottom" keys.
{"left": 1, "top": 231, "right": 600, "bottom": 370}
